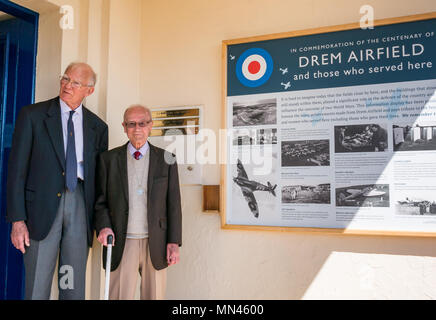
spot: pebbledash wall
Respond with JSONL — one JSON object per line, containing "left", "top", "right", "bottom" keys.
{"left": 13, "top": 0, "right": 436, "bottom": 299}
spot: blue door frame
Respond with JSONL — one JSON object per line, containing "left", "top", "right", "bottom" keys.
{"left": 0, "top": 0, "right": 38, "bottom": 300}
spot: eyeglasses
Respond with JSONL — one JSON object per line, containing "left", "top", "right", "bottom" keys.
{"left": 60, "top": 75, "right": 93, "bottom": 89}
{"left": 124, "top": 120, "right": 152, "bottom": 129}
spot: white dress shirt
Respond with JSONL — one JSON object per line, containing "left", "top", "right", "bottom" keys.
{"left": 60, "top": 98, "right": 84, "bottom": 180}
{"left": 127, "top": 141, "right": 149, "bottom": 159}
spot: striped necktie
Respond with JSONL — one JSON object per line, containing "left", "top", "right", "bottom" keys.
{"left": 65, "top": 110, "right": 77, "bottom": 191}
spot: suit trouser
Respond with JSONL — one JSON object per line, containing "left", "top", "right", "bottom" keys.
{"left": 23, "top": 182, "right": 88, "bottom": 300}
{"left": 109, "top": 238, "right": 167, "bottom": 300}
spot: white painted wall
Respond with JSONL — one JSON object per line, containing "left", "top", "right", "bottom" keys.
{"left": 139, "top": 0, "right": 436, "bottom": 300}
{"left": 12, "top": 0, "right": 436, "bottom": 299}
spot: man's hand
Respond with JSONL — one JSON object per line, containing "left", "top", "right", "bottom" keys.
{"left": 11, "top": 221, "right": 30, "bottom": 254}
{"left": 167, "top": 243, "right": 180, "bottom": 266}
{"left": 97, "top": 228, "right": 115, "bottom": 247}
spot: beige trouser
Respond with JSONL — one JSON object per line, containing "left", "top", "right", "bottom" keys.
{"left": 109, "top": 238, "right": 167, "bottom": 300}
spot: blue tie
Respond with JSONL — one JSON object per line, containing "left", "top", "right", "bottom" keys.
{"left": 66, "top": 110, "right": 77, "bottom": 191}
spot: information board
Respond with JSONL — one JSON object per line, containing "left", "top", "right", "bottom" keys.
{"left": 222, "top": 13, "right": 436, "bottom": 236}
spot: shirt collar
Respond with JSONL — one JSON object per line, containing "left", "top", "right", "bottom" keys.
{"left": 128, "top": 141, "right": 149, "bottom": 157}
{"left": 59, "top": 98, "right": 83, "bottom": 117}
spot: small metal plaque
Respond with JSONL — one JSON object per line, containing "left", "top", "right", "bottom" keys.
{"left": 151, "top": 109, "right": 199, "bottom": 119}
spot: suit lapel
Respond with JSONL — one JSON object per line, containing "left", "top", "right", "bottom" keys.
{"left": 44, "top": 98, "right": 65, "bottom": 171}
{"left": 117, "top": 143, "right": 129, "bottom": 202}
{"left": 82, "top": 107, "right": 96, "bottom": 180}
{"left": 147, "top": 142, "right": 157, "bottom": 202}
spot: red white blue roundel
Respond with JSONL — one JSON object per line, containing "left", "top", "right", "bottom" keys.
{"left": 236, "top": 48, "right": 273, "bottom": 87}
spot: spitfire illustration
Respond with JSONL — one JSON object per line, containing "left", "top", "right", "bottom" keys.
{"left": 233, "top": 159, "right": 277, "bottom": 218}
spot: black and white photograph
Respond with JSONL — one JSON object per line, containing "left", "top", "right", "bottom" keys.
{"left": 282, "top": 183, "right": 331, "bottom": 204}
{"left": 232, "top": 128, "right": 278, "bottom": 146}
{"left": 281, "top": 140, "right": 330, "bottom": 166}
{"left": 393, "top": 124, "right": 436, "bottom": 151}
{"left": 232, "top": 98, "right": 277, "bottom": 127}
{"left": 335, "top": 184, "right": 390, "bottom": 207}
{"left": 256, "top": 128, "right": 277, "bottom": 145}
{"left": 232, "top": 128, "right": 257, "bottom": 146}
{"left": 396, "top": 197, "right": 436, "bottom": 216}
{"left": 334, "top": 124, "right": 388, "bottom": 153}
{"left": 232, "top": 158, "right": 277, "bottom": 219}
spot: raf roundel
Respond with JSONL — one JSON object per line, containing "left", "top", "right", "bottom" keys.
{"left": 236, "top": 48, "right": 273, "bottom": 88}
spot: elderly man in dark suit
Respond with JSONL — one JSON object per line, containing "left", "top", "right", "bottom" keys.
{"left": 6, "top": 62, "right": 108, "bottom": 300}
{"left": 94, "top": 105, "right": 182, "bottom": 300}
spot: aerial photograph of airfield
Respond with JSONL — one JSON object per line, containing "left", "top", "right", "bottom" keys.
{"left": 282, "top": 183, "right": 331, "bottom": 204}
{"left": 232, "top": 99, "right": 277, "bottom": 127}
{"left": 281, "top": 139, "right": 330, "bottom": 166}
{"left": 335, "top": 184, "right": 390, "bottom": 207}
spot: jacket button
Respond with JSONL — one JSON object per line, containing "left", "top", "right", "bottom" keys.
{"left": 57, "top": 193, "right": 62, "bottom": 197}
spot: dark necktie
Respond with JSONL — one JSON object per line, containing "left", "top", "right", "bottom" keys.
{"left": 66, "top": 110, "right": 77, "bottom": 191}
{"left": 134, "top": 151, "right": 141, "bottom": 160}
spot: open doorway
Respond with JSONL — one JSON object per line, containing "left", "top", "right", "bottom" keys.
{"left": 0, "top": 1, "right": 38, "bottom": 300}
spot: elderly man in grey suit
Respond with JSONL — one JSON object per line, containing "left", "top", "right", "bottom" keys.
{"left": 6, "top": 62, "right": 108, "bottom": 300}
{"left": 95, "top": 105, "right": 182, "bottom": 300}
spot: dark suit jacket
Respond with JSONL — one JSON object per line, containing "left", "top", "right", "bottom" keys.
{"left": 94, "top": 142, "right": 182, "bottom": 271}
{"left": 6, "top": 97, "right": 108, "bottom": 246}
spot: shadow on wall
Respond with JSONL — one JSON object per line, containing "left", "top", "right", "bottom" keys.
{"left": 172, "top": 192, "right": 436, "bottom": 299}
{"left": 171, "top": 86, "right": 436, "bottom": 299}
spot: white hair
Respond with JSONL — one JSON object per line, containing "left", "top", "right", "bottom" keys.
{"left": 64, "top": 62, "right": 97, "bottom": 87}
{"left": 123, "top": 104, "right": 152, "bottom": 122}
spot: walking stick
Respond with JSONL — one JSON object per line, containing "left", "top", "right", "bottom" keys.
{"left": 104, "top": 234, "right": 113, "bottom": 300}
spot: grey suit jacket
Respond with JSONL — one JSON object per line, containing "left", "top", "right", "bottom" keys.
{"left": 94, "top": 142, "right": 182, "bottom": 271}
{"left": 6, "top": 97, "right": 108, "bottom": 246}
